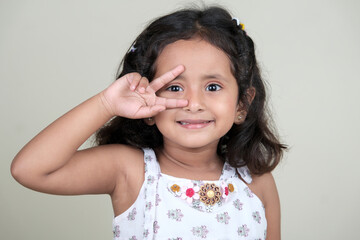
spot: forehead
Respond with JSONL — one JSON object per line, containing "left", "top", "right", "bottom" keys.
{"left": 154, "top": 38, "right": 233, "bottom": 78}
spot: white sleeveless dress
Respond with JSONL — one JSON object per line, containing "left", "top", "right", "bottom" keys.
{"left": 113, "top": 148, "right": 267, "bottom": 239}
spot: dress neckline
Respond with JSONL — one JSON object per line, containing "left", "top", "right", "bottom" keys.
{"left": 144, "top": 148, "right": 252, "bottom": 184}
{"left": 157, "top": 160, "right": 236, "bottom": 182}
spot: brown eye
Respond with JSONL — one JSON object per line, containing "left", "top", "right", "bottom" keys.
{"left": 206, "top": 84, "right": 222, "bottom": 91}
{"left": 166, "top": 85, "right": 183, "bottom": 92}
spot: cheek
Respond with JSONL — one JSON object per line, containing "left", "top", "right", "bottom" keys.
{"left": 214, "top": 98, "right": 239, "bottom": 124}
{"left": 153, "top": 110, "right": 175, "bottom": 130}
{"left": 213, "top": 95, "right": 238, "bottom": 112}
{"left": 154, "top": 111, "right": 166, "bottom": 125}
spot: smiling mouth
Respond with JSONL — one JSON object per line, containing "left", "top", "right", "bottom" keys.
{"left": 176, "top": 120, "right": 214, "bottom": 129}
{"left": 177, "top": 120, "right": 213, "bottom": 125}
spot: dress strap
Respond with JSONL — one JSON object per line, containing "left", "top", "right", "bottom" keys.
{"left": 220, "top": 162, "right": 253, "bottom": 184}
{"left": 142, "top": 148, "right": 160, "bottom": 239}
{"left": 143, "top": 148, "right": 161, "bottom": 176}
{"left": 219, "top": 161, "right": 236, "bottom": 180}
{"left": 237, "top": 166, "right": 253, "bottom": 184}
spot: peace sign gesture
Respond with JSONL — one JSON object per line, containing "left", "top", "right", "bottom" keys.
{"left": 101, "top": 65, "right": 188, "bottom": 119}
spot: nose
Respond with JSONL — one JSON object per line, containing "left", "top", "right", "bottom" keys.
{"left": 183, "top": 89, "right": 205, "bottom": 112}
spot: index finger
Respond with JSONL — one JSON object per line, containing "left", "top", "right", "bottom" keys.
{"left": 149, "top": 65, "right": 185, "bottom": 92}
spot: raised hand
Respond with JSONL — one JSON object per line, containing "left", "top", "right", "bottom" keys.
{"left": 101, "top": 65, "right": 188, "bottom": 119}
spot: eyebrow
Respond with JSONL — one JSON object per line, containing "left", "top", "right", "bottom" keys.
{"left": 174, "top": 73, "right": 228, "bottom": 82}
{"left": 202, "top": 74, "right": 228, "bottom": 81}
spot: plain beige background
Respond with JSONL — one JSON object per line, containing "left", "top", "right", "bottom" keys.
{"left": 1, "top": 0, "right": 359, "bottom": 239}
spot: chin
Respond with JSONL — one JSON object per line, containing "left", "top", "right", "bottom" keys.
{"left": 175, "top": 138, "right": 220, "bottom": 150}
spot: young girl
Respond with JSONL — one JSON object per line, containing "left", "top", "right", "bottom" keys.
{"left": 11, "top": 6, "right": 285, "bottom": 240}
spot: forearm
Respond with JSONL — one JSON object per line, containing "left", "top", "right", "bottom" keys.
{"left": 11, "top": 67, "right": 186, "bottom": 190}
{"left": 11, "top": 92, "right": 113, "bottom": 182}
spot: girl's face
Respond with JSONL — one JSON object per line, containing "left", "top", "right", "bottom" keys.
{"left": 153, "top": 38, "right": 241, "bottom": 150}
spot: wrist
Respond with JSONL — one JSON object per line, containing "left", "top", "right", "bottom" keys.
{"left": 98, "top": 91, "right": 116, "bottom": 119}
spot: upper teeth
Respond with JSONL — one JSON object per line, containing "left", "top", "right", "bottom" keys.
{"left": 179, "top": 121, "right": 210, "bottom": 125}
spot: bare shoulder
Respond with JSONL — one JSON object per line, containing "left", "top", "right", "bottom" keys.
{"left": 102, "top": 144, "right": 144, "bottom": 172}
{"left": 250, "top": 172, "right": 281, "bottom": 240}
{"left": 250, "top": 173, "right": 278, "bottom": 205}
{"left": 74, "top": 143, "right": 144, "bottom": 178}
{"left": 95, "top": 144, "right": 145, "bottom": 190}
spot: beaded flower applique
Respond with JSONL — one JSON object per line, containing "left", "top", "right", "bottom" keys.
{"left": 168, "top": 181, "right": 235, "bottom": 212}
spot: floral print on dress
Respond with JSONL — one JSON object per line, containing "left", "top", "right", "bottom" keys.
{"left": 167, "top": 209, "right": 184, "bottom": 221}
{"left": 192, "top": 200, "right": 203, "bottom": 211}
{"left": 144, "top": 154, "right": 153, "bottom": 162}
{"left": 113, "top": 225, "right": 120, "bottom": 238}
{"left": 153, "top": 221, "right": 160, "bottom": 233}
{"left": 144, "top": 153, "right": 153, "bottom": 174}
{"left": 127, "top": 208, "right": 137, "bottom": 221}
{"left": 145, "top": 201, "right": 152, "bottom": 211}
{"left": 244, "top": 187, "right": 254, "bottom": 198}
{"left": 252, "top": 211, "right": 261, "bottom": 224}
{"left": 224, "top": 163, "right": 233, "bottom": 171}
{"left": 143, "top": 229, "right": 149, "bottom": 238}
{"left": 112, "top": 149, "right": 267, "bottom": 239}
{"left": 216, "top": 212, "right": 230, "bottom": 224}
{"left": 233, "top": 199, "right": 243, "bottom": 211}
{"left": 144, "top": 163, "right": 148, "bottom": 173}
{"left": 147, "top": 175, "right": 155, "bottom": 185}
{"left": 237, "top": 224, "right": 250, "bottom": 237}
{"left": 155, "top": 193, "right": 161, "bottom": 206}
{"left": 191, "top": 225, "right": 209, "bottom": 238}
{"left": 238, "top": 167, "right": 252, "bottom": 183}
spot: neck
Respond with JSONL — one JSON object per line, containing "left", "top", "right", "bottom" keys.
{"left": 156, "top": 142, "right": 224, "bottom": 180}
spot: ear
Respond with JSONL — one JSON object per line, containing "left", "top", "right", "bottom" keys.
{"left": 245, "top": 86, "right": 256, "bottom": 104}
{"left": 144, "top": 117, "right": 156, "bottom": 126}
{"left": 234, "top": 108, "right": 246, "bottom": 125}
{"left": 234, "top": 87, "right": 256, "bottom": 125}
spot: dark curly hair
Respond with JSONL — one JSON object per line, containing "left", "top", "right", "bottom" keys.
{"left": 96, "top": 6, "right": 286, "bottom": 175}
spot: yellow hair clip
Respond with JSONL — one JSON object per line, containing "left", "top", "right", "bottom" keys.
{"left": 232, "top": 17, "right": 245, "bottom": 31}
{"left": 240, "top": 23, "right": 245, "bottom": 30}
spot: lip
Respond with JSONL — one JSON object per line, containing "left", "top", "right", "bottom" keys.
{"left": 176, "top": 119, "right": 214, "bottom": 129}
